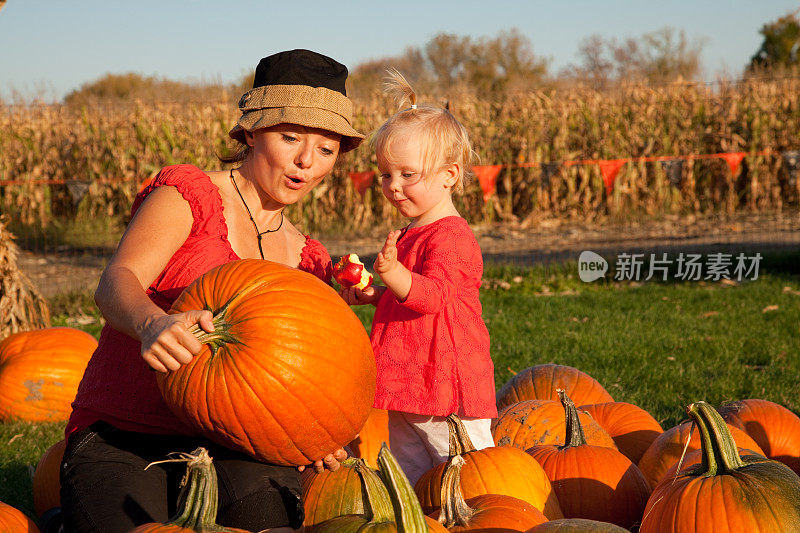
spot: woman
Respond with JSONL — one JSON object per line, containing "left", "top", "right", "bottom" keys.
{"left": 59, "top": 49, "right": 365, "bottom": 533}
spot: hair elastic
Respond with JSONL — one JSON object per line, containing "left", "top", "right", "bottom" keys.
{"left": 411, "top": 104, "right": 417, "bottom": 109}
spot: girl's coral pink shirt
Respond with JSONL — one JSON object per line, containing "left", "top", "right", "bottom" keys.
{"left": 371, "top": 216, "right": 497, "bottom": 419}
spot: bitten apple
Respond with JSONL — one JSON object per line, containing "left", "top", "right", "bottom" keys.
{"left": 333, "top": 254, "right": 373, "bottom": 290}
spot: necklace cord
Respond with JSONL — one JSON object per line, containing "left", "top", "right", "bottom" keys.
{"left": 229, "top": 168, "right": 284, "bottom": 260}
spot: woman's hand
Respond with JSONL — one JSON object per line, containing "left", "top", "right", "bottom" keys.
{"left": 339, "top": 285, "right": 384, "bottom": 306}
{"left": 138, "top": 310, "right": 214, "bottom": 373}
{"left": 297, "top": 447, "right": 349, "bottom": 474}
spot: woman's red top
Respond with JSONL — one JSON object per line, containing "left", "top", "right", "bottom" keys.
{"left": 371, "top": 216, "right": 497, "bottom": 419}
{"left": 66, "top": 164, "right": 333, "bottom": 438}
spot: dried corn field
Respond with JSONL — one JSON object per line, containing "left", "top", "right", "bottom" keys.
{"left": 2, "top": 78, "right": 800, "bottom": 239}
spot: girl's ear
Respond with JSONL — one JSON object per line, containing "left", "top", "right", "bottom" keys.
{"left": 442, "top": 162, "right": 460, "bottom": 189}
{"left": 244, "top": 129, "right": 256, "bottom": 148}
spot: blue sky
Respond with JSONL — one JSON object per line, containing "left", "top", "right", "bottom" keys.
{"left": 1, "top": 1, "right": 797, "bottom": 101}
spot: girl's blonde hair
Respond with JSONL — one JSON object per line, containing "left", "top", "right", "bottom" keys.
{"left": 371, "top": 69, "right": 476, "bottom": 193}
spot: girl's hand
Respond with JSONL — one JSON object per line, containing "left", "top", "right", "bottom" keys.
{"left": 339, "top": 285, "right": 383, "bottom": 306}
{"left": 138, "top": 310, "right": 214, "bottom": 373}
{"left": 374, "top": 230, "right": 402, "bottom": 276}
{"left": 297, "top": 447, "right": 349, "bottom": 474}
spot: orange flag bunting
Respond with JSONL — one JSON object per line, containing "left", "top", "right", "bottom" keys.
{"left": 719, "top": 152, "right": 746, "bottom": 176}
{"left": 348, "top": 171, "right": 375, "bottom": 197}
{"left": 598, "top": 159, "right": 627, "bottom": 196}
{"left": 473, "top": 165, "right": 502, "bottom": 203}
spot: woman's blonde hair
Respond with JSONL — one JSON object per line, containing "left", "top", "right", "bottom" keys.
{"left": 371, "top": 69, "right": 476, "bottom": 193}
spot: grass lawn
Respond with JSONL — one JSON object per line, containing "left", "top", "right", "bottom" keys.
{"left": 2, "top": 251, "right": 799, "bottom": 522}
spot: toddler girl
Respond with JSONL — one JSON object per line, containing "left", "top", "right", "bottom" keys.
{"left": 341, "top": 70, "right": 497, "bottom": 484}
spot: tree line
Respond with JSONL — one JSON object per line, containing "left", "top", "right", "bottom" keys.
{"left": 57, "top": 10, "right": 800, "bottom": 105}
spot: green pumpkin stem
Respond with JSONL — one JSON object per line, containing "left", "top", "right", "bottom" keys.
{"left": 355, "top": 458, "right": 396, "bottom": 523}
{"left": 377, "top": 443, "right": 429, "bottom": 532}
{"left": 155, "top": 447, "right": 233, "bottom": 532}
{"left": 446, "top": 414, "right": 477, "bottom": 457}
{"left": 187, "top": 300, "right": 241, "bottom": 356}
{"left": 438, "top": 455, "right": 475, "bottom": 528}
{"left": 557, "top": 389, "right": 586, "bottom": 448}
{"left": 686, "top": 401, "right": 746, "bottom": 476}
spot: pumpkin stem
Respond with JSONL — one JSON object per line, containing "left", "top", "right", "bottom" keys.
{"left": 687, "top": 401, "right": 745, "bottom": 476}
{"left": 377, "top": 443, "right": 429, "bottom": 532}
{"left": 187, "top": 300, "right": 241, "bottom": 356}
{"left": 557, "top": 389, "right": 586, "bottom": 448}
{"left": 162, "top": 447, "right": 233, "bottom": 532}
{"left": 438, "top": 455, "right": 476, "bottom": 527}
{"left": 446, "top": 414, "right": 477, "bottom": 456}
{"left": 355, "top": 458, "right": 396, "bottom": 523}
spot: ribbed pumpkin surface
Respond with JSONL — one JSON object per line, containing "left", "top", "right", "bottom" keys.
{"left": 640, "top": 402, "right": 800, "bottom": 533}
{"left": 637, "top": 420, "right": 765, "bottom": 489}
{"left": 415, "top": 445, "right": 563, "bottom": 521}
{"left": 301, "top": 459, "right": 365, "bottom": 530}
{"left": 0, "top": 327, "right": 97, "bottom": 422}
{"left": 158, "top": 259, "right": 376, "bottom": 466}
{"left": 0, "top": 500, "right": 41, "bottom": 532}
{"left": 348, "top": 408, "right": 390, "bottom": 469}
{"left": 719, "top": 398, "right": 800, "bottom": 476}
{"left": 579, "top": 402, "right": 663, "bottom": 464}
{"left": 492, "top": 400, "right": 617, "bottom": 451}
{"left": 496, "top": 364, "right": 613, "bottom": 411}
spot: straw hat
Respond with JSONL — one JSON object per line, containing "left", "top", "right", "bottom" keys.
{"left": 229, "top": 49, "right": 364, "bottom": 153}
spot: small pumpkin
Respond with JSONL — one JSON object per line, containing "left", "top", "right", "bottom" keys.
{"left": 128, "top": 447, "right": 249, "bottom": 533}
{"left": 492, "top": 399, "right": 617, "bottom": 451}
{"left": 347, "top": 408, "right": 390, "bottom": 470}
{"left": 637, "top": 416, "right": 764, "bottom": 489}
{"left": 525, "top": 518, "right": 629, "bottom": 532}
{"left": 157, "top": 259, "right": 376, "bottom": 466}
{"left": 496, "top": 364, "right": 613, "bottom": 411}
{"left": 525, "top": 391, "right": 650, "bottom": 529}
{"left": 0, "top": 327, "right": 97, "bottom": 422}
{"left": 579, "top": 401, "right": 663, "bottom": 464}
{"left": 301, "top": 458, "right": 366, "bottom": 531}
{"left": 639, "top": 401, "right": 800, "bottom": 532}
{"left": 718, "top": 398, "right": 800, "bottom": 476}
{"left": 415, "top": 414, "right": 563, "bottom": 521}
{"left": 32, "top": 439, "right": 67, "bottom": 517}
{"left": 430, "top": 455, "right": 548, "bottom": 532}
{"left": 0, "top": 501, "right": 41, "bottom": 532}
{"left": 314, "top": 445, "right": 447, "bottom": 532}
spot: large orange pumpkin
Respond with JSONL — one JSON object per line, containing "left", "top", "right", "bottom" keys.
{"left": 578, "top": 401, "right": 663, "bottom": 464}
{"left": 639, "top": 401, "right": 800, "bottom": 532}
{"left": 496, "top": 364, "right": 613, "bottom": 411}
{"left": 0, "top": 327, "right": 97, "bottom": 422}
{"left": 718, "top": 398, "right": 800, "bottom": 476}
{"left": 347, "top": 408, "right": 389, "bottom": 470}
{"left": 415, "top": 414, "right": 563, "bottom": 521}
{"left": 429, "top": 455, "right": 548, "bottom": 532}
{"left": 0, "top": 501, "right": 41, "bottom": 532}
{"left": 637, "top": 416, "right": 765, "bottom": 489}
{"left": 33, "top": 439, "right": 67, "bottom": 517}
{"left": 525, "top": 391, "right": 650, "bottom": 529}
{"left": 157, "top": 259, "right": 376, "bottom": 466}
{"left": 129, "top": 448, "right": 249, "bottom": 533}
{"left": 492, "top": 399, "right": 617, "bottom": 451}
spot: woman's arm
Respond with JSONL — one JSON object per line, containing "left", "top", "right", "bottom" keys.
{"left": 95, "top": 186, "right": 214, "bottom": 373}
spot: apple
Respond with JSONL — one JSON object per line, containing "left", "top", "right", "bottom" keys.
{"left": 333, "top": 253, "right": 373, "bottom": 290}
